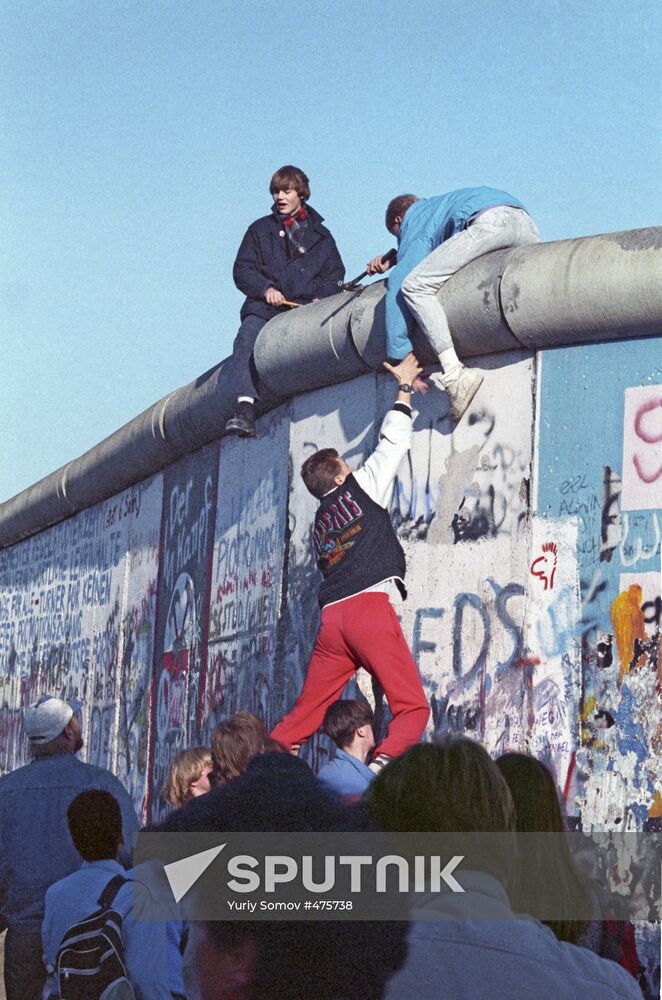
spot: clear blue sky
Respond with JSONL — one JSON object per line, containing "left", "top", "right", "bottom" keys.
{"left": 1, "top": 0, "right": 660, "bottom": 502}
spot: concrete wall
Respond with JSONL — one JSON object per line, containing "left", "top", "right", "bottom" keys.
{"left": 2, "top": 337, "right": 660, "bottom": 819}
{"left": 1, "top": 337, "right": 660, "bottom": 983}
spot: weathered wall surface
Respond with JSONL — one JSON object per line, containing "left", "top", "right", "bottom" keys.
{"left": 2, "top": 338, "right": 659, "bottom": 823}
{"left": 1, "top": 343, "right": 660, "bottom": 818}
{"left": 535, "top": 339, "right": 662, "bottom": 831}
{"left": 0, "top": 339, "right": 662, "bottom": 829}
{"left": 0, "top": 338, "right": 660, "bottom": 984}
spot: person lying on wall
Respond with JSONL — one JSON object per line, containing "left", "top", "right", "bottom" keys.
{"left": 366, "top": 187, "right": 540, "bottom": 422}
{"left": 224, "top": 165, "right": 345, "bottom": 438}
{"left": 271, "top": 352, "right": 431, "bottom": 772}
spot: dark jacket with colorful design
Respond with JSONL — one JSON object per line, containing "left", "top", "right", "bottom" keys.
{"left": 233, "top": 204, "right": 345, "bottom": 322}
{"left": 311, "top": 405, "right": 413, "bottom": 609}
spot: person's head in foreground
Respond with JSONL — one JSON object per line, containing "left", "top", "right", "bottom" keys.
{"left": 365, "top": 740, "right": 643, "bottom": 1000}
{"left": 496, "top": 752, "right": 595, "bottom": 943}
{"left": 23, "top": 695, "right": 84, "bottom": 758}
{"left": 162, "top": 746, "right": 214, "bottom": 809}
{"left": 180, "top": 752, "right": 408, "bottom": 1000}
{"left": 367, "top": 736, "right": 517, "bottom": 884}
{"left": 67, "top": 789, "right": 123, "bottom": 861}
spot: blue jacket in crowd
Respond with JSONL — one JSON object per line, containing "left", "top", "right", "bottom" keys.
{"left": 42, "top": 859, "right": 172, "bottom": 1000}
{"left": 317, "top": 747, "right": 375, "bottom": 799}
{"left": 385, "top": 186, "right": 527, "bottom": 358}
{"left": 0, "top": 754, "right": 140, "bottom": 929}
{"left": 233, "top": 204, "right": 345, "bottom": 322}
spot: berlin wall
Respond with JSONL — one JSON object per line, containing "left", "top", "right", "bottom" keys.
{"left": 1, "top": 340, "right": 659, "bottom": 827}
{"left": 0, "top": 232, "right": 660, "bottom": 989}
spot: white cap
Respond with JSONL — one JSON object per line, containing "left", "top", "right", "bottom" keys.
{"left": 23, "top": 696, "right": 83, "bottom": 744}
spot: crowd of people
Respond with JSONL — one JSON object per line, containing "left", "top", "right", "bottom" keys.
{"left": 0, "top": 694, "right": 655, "bottom": 999}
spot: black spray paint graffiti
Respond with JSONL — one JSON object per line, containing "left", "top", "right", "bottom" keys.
{"left": 410, "top": 580, "right": 525, "bottom": 740}
{"left": 390, "top": 406, "right": 530, "bottom": 544}
{"left": 600, "top": 465, "right": 622, "bottom": 563}
{"left": 149, "top": 446, "right": 218, "bottom": 824}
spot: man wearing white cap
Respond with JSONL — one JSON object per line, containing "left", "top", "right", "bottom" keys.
{"left": 0, "top": 695, "right": 140, "bottom": 1000}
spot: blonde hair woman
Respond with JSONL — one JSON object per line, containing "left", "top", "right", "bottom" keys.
{"left": 162, "top": 746, "right": 213, "bottom": 809}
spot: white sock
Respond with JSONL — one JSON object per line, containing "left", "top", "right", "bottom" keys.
{"left": 237, "top": 396, "right": 254, "bottom": 405}
{"left": 438, "top": 347, "right": 460, "bottom": 375}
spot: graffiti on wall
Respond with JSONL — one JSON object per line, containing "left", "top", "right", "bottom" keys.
{"left": 204, "top": 412, "right": 289, "bottom": 739}
{"left": 621, "top": 386, "right": 662, "bottom": 510}
{"left": 391, "top": 353, "right": 533, "bottom": 547}
{"left": 148, "top": 446, "right": 217, "bottom": 823}
{"left": 0, "top": 479, "right": 161, "bottom": 793}
{"left": 0, "top": 351, "right": 660, "bottom": 1000}
{"left": 537, "top": 350, "right": 661, "bottom": 842}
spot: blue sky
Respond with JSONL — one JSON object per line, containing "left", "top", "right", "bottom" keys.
{"left": 1, "top": 0, "right": 660, "bottom": 502}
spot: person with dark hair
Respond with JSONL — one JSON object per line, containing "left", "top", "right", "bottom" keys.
{"left": 367, "top": 739, "right": 643, "bottom": 1000}
{"left": 0, "top": 696, "right": 140, "bottom": 1000}
{"left": 367, "top": 187, "right": 540, "bottom": 421}
{"left": 317, "top": 698, "right": 376, "bottom": 799}
{"left": 172, "top": 752, "right": 408, "bottom": 1000}
{"left": 496, "top": 752, "right": 643, "bottom": 982}
{"left": 270, "top": 354, "right": 430, "bottom": 770}
{"left": 41, "top": 790, "right": 171, "bottom": 1000}
{"left": 162, "top": 746, "right": 213, "bottom": 809}
{"left": 224, "top": 165, "right": 345, "bottom": 437}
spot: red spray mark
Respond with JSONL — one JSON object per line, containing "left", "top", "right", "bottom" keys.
{"left": 530, "top": 542, "right": 558, "bottom": 590}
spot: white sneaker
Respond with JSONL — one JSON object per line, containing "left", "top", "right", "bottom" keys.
{"left": 438, "top": 364, "right": 484, "bottom": 421}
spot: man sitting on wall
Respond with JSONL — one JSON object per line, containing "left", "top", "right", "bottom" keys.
{"left": 367, "top": 187, "right": 540, "bottom": 421}
{"left": 0, "top": 696, "right": 140, "bottom": 1000}
{"left": 317, "top": 699, "right": 376, "bottom": 800}
{"left": 271, "top": 353, "right": 430, "bottom": 770}
{"left": 224, "top": 165, "right": 345, "bottom": 438}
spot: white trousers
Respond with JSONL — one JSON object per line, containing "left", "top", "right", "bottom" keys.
{"left": 401, "top": 206, "right": 541, "bottom": 354}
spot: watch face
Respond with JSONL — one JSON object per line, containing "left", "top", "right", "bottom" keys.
{"left": 400, "top": 383, "right": 413, "bottom": 393}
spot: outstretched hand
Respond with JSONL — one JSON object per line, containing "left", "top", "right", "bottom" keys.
{"left": 383, "top": 353, "right": 429, "bottom": 393}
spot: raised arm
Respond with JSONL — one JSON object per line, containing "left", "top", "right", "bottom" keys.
{"left": 354, "top": 354, "right": 422, "bottom": 507}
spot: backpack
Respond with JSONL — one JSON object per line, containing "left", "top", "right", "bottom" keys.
{"left": 54, "top": 874, "right": 136, "bottom": 1000}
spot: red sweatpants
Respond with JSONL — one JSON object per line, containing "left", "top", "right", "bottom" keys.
{"left": 271, "top": 592, "right": 430, "bottom": 758}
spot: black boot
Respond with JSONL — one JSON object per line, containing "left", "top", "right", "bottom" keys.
{"left": 224, "top": 400, "right": 257, "bottom": 437}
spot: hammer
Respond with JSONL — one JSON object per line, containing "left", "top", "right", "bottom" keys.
{"left": 339, "top": 248, "right": 397, "bottom": 291}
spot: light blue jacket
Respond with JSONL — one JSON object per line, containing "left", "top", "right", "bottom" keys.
{"left": 317, "top": 747, "right": 375, "bottom": 798}
{"left": 385, "top": 187, "right": 526, "bottom": 359}
{"left": 0, "top": 754, "right": 140, "bottom": 929}
{"left": 384, "top": 871, "right": 643, "bottom": 1000}
{"left": 42, "top": 859, "right": 172, "bottom": 1000}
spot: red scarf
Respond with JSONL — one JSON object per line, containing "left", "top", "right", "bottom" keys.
{"left": 280, "top": 207, "right": 308, "bottom": 255}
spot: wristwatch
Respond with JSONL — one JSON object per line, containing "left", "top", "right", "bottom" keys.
{"left": 399, "top": 383, "right": 414, "bottom": 393}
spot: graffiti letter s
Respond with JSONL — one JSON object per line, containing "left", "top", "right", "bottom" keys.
{"left": 633, "top": 396, "right": 662, "bottom": 484}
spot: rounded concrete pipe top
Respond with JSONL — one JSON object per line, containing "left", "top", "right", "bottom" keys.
{"left": 253, "top": 291, "right": 371, "bottom": 397}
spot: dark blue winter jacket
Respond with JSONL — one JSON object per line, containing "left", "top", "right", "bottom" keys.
{"left": 233, "top": 204, "right": 345, "bottom": 322}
